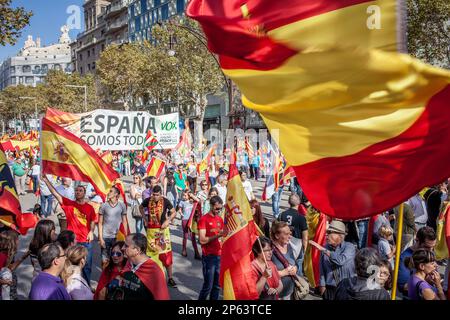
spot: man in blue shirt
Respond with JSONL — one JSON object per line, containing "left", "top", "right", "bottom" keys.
{"left": 397, "top": 226, "right": 436, "bottom": 297}
{"left": 29, "top": 243, "right": 71, "bottom": 300}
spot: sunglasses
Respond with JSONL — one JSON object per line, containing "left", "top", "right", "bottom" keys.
{"left": 214, "top": 207, "right": 223, "bottom": 211}
{"left": 111, "top": 251, "right": 123, "bottom": 257}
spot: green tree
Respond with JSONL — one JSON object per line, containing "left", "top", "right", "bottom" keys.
{"left": 151, "top": 19, "right": 225, "bottom": 147}
{"left": 97, "top": 43, "right": 146, "bottom": 111}
{"left": 407, "top": 0, "right": 450, "bottom": 68}
{"left": 0, "top": 0, "right": 33, "bottom": 46}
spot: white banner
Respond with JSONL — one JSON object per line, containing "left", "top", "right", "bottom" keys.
{"left": 49, "top": 109, "right": 180, "bottom": 151}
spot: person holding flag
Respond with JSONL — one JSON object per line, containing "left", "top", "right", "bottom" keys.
{"left": 42, "top": 175, "right": 96, "bottom": 285}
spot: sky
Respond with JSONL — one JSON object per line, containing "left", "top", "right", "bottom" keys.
{"left": 0, "top": 0, "right": 85, "bottom": 61}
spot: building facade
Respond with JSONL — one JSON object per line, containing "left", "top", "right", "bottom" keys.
{"left": 0, "top": 27, "right": 72, "bottom": 90}
{"left": 128, "top": 0, "right": 187, "bottom": 42}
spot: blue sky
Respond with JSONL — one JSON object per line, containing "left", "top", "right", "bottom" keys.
{"left": 0, "top": 0, "right": 85, "bottom": 61}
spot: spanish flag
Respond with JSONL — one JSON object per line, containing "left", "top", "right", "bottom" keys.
{"left": 221, "top": 163, "right": 259, "bottom": 300}
{"left": 0, "top": 150, "right": 37, "bottom": 234}
{"left": 197, "top": 144, "right": 217, "bottom": 174}
{"left": 188, "top": 0, "right": 450, "bottom": 220}
{"left": 303, "top": 208, "right": 327, "bottom": 288}
{"left": 41, "top": 118, "right": 120, "bottom": 201}
{"left": 146, "top": 157, "right": 165, "bottom": 179}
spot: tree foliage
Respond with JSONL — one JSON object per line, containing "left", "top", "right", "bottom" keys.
{"left": 0, "top": 0, "right": 33, "bottom": 46}
{"left": 407, "top": 0, "right": 450, "bottom": 68}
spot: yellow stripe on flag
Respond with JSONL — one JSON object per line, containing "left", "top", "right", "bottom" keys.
{"left": 223, "top": 269, "right": 236, "bottom": 300}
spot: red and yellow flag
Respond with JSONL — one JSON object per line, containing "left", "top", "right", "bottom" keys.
{"left": 146, "top": 157, "right": 165, "bottom": 179}
{"left": 303, "top": 208, "right": 327, "bottom": 288}
{"left": 188, "top": 0, "right": 450, "bottom": 220}
{"left": 197, "top": 144, "right": 217, "bottom": 174}
{"left": 41, "top": 118, "right": 120, "bottom": 201}
{"left": 221, "top": 164, "right": 259, "bottom": 300}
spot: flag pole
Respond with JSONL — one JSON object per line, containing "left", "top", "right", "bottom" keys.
{"left": 257, "top": 237, "right": 269, "bottom": 269}
{"left": 391, "top": 202, "right": 404, "bottom": 300}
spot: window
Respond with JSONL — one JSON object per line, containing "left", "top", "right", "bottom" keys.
{"left": 80, "top": 67, "right": 83, "bottom": 74}
{"left": 79, "top": 53, "right": 83, "bottom": 61}
{"left": 135, "top": 17, "right": 141, "bottom": 32}
{"left": 87, "top": 50, "right": 91, "bottom": 57}
{"left": 154, "top": 0, "right": 160, "bottom": 6}
{"left": 176, "top": 0, "right": 184, "bottom": 13}
{"left": 25, "top": 77, "right": 34, "bottom": 84}
{"left": 54, "top": 64, "right": 62, "bottom": 71}
{"left": 41, "top": 64, "right": 48, "bottom": 73}
{"left": 22, "top": 65, "right": 31, "bottom": 73}
{"left": 10, "top": 66, "right": 15, "bottom": 74}
{"left": 92, "top": 62, "right": 96, "bottom": 70}
{"left": 19, "top": 77, "right": 24, "bottom": 84}
{"left": 34, "top": 65, "right": 41, "bottom": 73}
{"left": 161, "top": 3, "right": 168, "bottom": 20}
{"left": 141, "top": 0, "right": 147, "bottom": 12}
{"left": 11, "top": 77, "right": 16, "bottom": 85}
{"left": 92, "top": 47, "right": 95, "bottom": 55}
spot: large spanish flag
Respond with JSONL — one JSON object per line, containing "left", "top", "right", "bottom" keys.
{"left": 221, "top": 163, "right": 259, "bottom": 300}
{"left": 188, "top": 0, "right": 450, "bottom": 220}
{"left": 41, "top": 118, "right": 120, "bottom": 201}
{"left": 146, "top": 157, "right": 165, "bottom": 179}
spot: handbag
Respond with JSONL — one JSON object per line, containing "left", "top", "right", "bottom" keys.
{"left": 131, "top": 204, "right": 142, "bottom": 218}
{"left": 272, "top": 245, "right": 309, "bottom": 300}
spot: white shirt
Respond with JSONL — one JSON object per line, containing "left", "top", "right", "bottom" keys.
{"left": 214, "top": 183, "right": 227, "bottom": 204}
{"left": 66, "top": 270, "right": 94, "bottom": 300}
{"left": 242, "top": 180, "right": 254, "bottom": 201}
{"left": 30, "top": 164, "right": 40, "bottom": 176}
{"left": 407, "top": 194, "right": 428, "bottom": 224}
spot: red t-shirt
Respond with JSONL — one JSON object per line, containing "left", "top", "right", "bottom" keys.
{"left": 198, "top": 213, "right": 224, "bottom": 256}
{"left": 0, "top": 252, "right": 8, "bottom": 269}
{"left": 62, "top": 197, "right": 95, "bottom": 243}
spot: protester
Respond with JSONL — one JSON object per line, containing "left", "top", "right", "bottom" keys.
{"left": 187, "top": 156, "right": 198, "bottom": 194}
{"left": 118, "top": 233, "right": 169, "bottom": 300}
{"left": 335, "top": 248, "right": 390, "bottom": 300}
{"left": 208, "top": 155, "right": 219, "bottom": 186}
{"left": 405, "top": 249, "right": 446, "bottom": 300}
{"left": 278, "top": 194, "right": 308, "bottom": 251}
{"left": 178, "top": 190, "right": 201, "bottom": 259}
{"left": 29, "top": 243, "right": 71, "bottom": 300}
{"left": 140, "top": 185, "right": 177, "bottom": 288}
{"left": 240, "top": 171, "right": 255, "bottom": 201}
{"left": 271, "top": 185, "right": 284, "bottom": 219}
{"left": 250, "top": 237, "right": 283, "bottom": 300}
{"left": 424, "top": 183, "right": 446, "bottom": 231}
{"left": 42, "top": 175, "right": 96, "bottom": 285}
{"left": 250, "top": 200, "right": 270, "bottom": 238}
{"left": 142, "top": 176, "right": 158, "bottom": 200}
{"left": 98, "top": 186, "right": 128, "bottom": 269}
{"left": 0, "top": 230, "right": 20, "bottom": 300}
{"left": 407, "top": 193, "right": 429, "bottom": 231}
{"left": 130, "top": 174, "right": 145, "bottom": 233}
{"left": 12, "top": 158, "right": 27, "bottom": 195}
{"left": 393, "top": 202, "right": 416, "bottom": 252}
{"left": 174, "top": 164, "right": 188, "bottom": 199}
{"left": 377, "top": 225, "right": 396, "bottom": 268}
{"left": 378, "top": 258, "right": 393, "bottom": 292}
{"left": 213, "top": 175, "right": 227, "bottom": 204}
{"left": 198, "top": 196, "right": 226, "bottom": 300}
{"left": 29, "top": 220, "right": 57, "bottom": 279}
{"left": 61, "top": 245, "right": 93, "bottom": 300}
{"left": 56, "top": 230, "right": 76, "bottom": 252}
{"left": 38, "top": 174, "right": 54, "bottom": 218}
{"left": 28, "top": 159, "right": 40, "bottom": 194}
{"left": 313, "top": 220, "right": 356, "bottom": 300}
{"left": 397, "top": 226, "right": 437, "bottom": 296}
{"left": 196, "top": 180, "right": 209, "bottom": 214}
{"left": 94, "top": 241, "right": 127, "bottom": 300}
{"left": 163, "top": 168, "right": 178, "bottom": 207}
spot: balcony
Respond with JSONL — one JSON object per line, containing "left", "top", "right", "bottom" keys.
{"left": 104, "top": 0, "right": 130, "bottom": 19}
{"left": 105, "top": 18, "right": 128, "bottom": 34}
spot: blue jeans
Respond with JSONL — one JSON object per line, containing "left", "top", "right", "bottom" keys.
{"left": 79, "top": 242, "right": 93, "bottom": 284}
{"left": 209, "top": 176, "right": 217, "bottom": 187}
{"left": 198, "top": 255, "right": 221, "bottom": 300}
{"left": 271, "top": 187, "right": 284, "bottom": 219}
{"left": 134, "top": 217, "right": 144, "bottom": 234}
{"left": 31, "top": 175, "right": 39, "bottom": 193}
{"left": 40, "top": 194, "right": 53, "bottom": 217}
{"left": 357, "top": 219, "right": 369, "bottom": 249}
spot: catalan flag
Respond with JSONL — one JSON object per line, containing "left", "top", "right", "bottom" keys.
{"left": 221, "top": 163, "right": 259, "bottom": 300}
{"left": 41, "top": 118, "right": 120, "bottom": 201}
{"left": 0, "top": 150, "right": 37, "bottom": 234}
{"left": 188, "top": 0, "right": 450, "bottom": 220}
{"left": 175, "top": 127, "right": 192, "bottom": 160}
{"left": 244, "top": 137, "right": 254, "bottom": 159}
{"left": 146, "top": 157, "right": 165, "bottom": 179}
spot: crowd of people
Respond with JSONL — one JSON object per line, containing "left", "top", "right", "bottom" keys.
{"left": 0, "top": 143, "right": 449, "bottom": 301}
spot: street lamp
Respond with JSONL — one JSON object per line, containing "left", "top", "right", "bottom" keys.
{"left": 164, "top": 19, "right": 234, "bottom": 125}
{"left": 20, "top": 96, "right": 38, "bottom": 130}
{"left": 65, "top": 84, "right": 88, "bottom": 112}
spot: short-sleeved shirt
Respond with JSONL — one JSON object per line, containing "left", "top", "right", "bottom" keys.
{"left": 278, "top": 208, "right": 308, "bottom": 239}
{"left": 198, "top": 213, "right": 224, "bottom": 256}
{"left": 377, "top": 238, "right": 393, "bottom": 266}
{"left": 174, "top": 172, "right": 187, "bottom": 190}
{"left": 12, "top": 163, "right": 26, "bottom": 176}
{"left": 141, "top": 197, "right": 174, "bottom": 228}
{"left": 407, "top": 274, "right": 437, "bottom": 300}
{"left": 178, "top": 200, "right": 194, "bottom": 221}
{"left": 62, "top": 197, "right": 95, "bottom": 243}
{"left": 119, "top": 270, "right": 154, "bottom": 300}
{"left": 99, "top": 201, "right": 127, "bottom": 239}
{"left": 242, "top": 180, "right": 254, "bottom": 201}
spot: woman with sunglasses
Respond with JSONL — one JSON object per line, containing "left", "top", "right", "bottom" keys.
{"left": 94, "top": 241, "right": 127, "bottom": 300}
{"left": 405, "top": 249, "right": 446, "bottom": 300}
{"left": 130, "top": 175, "right": 145, "bottom": 233}
{"left": 250, "top": 237, "right": 283, "bottom": 300}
